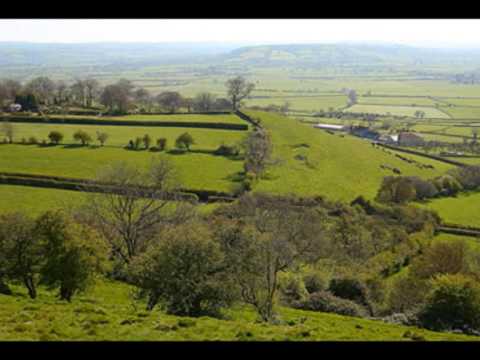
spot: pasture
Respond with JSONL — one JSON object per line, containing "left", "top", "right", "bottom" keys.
{"left": 0, "top": 278, "right": 475, "bottom": 341}
{"left": 344, "top": 104, "right": 450, "bottom": 119}
{"left": 245, "top": 111, "right": 453, "bottom": 202}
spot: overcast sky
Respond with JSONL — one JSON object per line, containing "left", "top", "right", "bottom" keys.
{"left": 0, "top": 19, "right": 479, "bottom": 48}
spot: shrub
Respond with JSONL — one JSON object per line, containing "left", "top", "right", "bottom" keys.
{"left": 129, "top": 221, "right": 234, "bottom": 317}
{"left": 156, "top": 138, "right": 167, "bottom": 151}
{"left": 142, "top": 134, "right": 152, "bottom": 150}
{"left": 134, "top": 137, "right": 142, "bottom": 150}
{"left": 303, "top": 271, "right": 329, "bottom": 294}
{"left": 73, "top": 130, "right": 92, "bottom": 146}
{"left": 296, "top": 291, "right": 369, "bottom": 318}
{"left": 388, "top": 274, "right": 429, "bottom": 313}
{"left": 28, "top": 136, "right": 38, "bottom": 145}
{"left": 418, "top": 274, "right": 480, "bottom": 331}
{"left": 278, "top": 273, "right": 308, "bottom": 305}
{"left": 48, "top": 131, "right": 64, "bottom": 145}
{"left": 214, "top": 144, "right": 240, "bottom": 156}
{"left": 96, "top": 131, "right": 109, "bottom": 146}
{"left": 175, "top": 132, "right": 195, "bottom": 151}
{"left": 329, "top": 277, "right": 373, "bottom": 314}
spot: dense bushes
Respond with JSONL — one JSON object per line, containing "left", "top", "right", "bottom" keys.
{"left": 295, "top": 291, "right": 369, "bottom": 318}
{"left": 419, "top": 274, "right": 480, "bottom": 332}
{"left": 129, "top": 222, "right": 234, "bottom": 316}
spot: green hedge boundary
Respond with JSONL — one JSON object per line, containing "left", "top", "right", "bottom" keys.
{"left": 1, "top": 115, "right": 248, "bottom": 131}
{"left": 0, "top": 172, "right": 236, "bottom": 203}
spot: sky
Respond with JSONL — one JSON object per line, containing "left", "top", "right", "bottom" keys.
{"left": 0, "top": 19, "right": 479, "bottom": 48}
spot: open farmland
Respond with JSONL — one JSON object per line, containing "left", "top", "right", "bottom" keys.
{"left": 6, "top": 123, "right": 247, "bottom": 149}
{"left": 345, "top": 104, "right": 450, "bottom": 118}
{"left": 245, "top": 110, "right": 453, "bottom": 202}
{"left": 0, "top": 144, "right": 244, "bottom": 192}
{"left": 358, "top": 96, "right": 440, "bottom": 107}
{"left": 245, "top": 95, "right": 348, "bottom": 112}
{"left": 419, "top": 192, "right": 480, "bottom": 228}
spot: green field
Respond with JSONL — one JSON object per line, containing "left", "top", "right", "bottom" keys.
{"left": 419, "top": 191, "right": 480, "bottom": 228}
{"left": 440, "top": 98, "right": 480, "bottom": 107}
{"left": 246, "top": 95, "right": 348, "bottom": 112}
{"left": 345, "top": 104, "right": 450, "bottom": 119}
{"left": 358, "top": 96, "right": 439, "bottom": 107}
{"left": 0, "top": 144, "right": 243, "bottom": 192}
{"left": 0, "top": 278, "right": 474, "bottom": 341}
{"left": 245, "top": 111, "right": 454, "bottom": 202}
{"left": 7, "top": 123, "right": 247, "bottom": 149}
{"left": 440, "top": 106, "right": 480, "bottom": 119}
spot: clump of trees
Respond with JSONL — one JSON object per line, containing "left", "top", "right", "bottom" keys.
{"left": 175, "top": 132, "right": 195, "bottom": 151}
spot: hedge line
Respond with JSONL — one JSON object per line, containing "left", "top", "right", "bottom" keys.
{"left": 0, "top": 116, "right": 248, "bottom": 131}
{"left": 0, "top": 172, "right": 236, "bottom": 203}
{"left": 235, "top": 110, "right": 262, "bottom": 128}
{"left": 375, "top": 143, "right": 467, "bottom": 167}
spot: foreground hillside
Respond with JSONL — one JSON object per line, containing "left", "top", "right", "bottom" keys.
{"left": 245, "top": 111, "right": 453, "bottom": 201}
{"left": 0, "top": 279, "right": 475, "bottom": 341}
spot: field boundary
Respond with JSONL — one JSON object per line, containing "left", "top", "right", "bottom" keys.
{"left": 375, "top": 143, "right": 468, "bottom": 167}
{"left": 0, "top": 172, "right": 236, "bottom": 203}
{"left": 1, "top": 116, "right": 248, "bottom": 131}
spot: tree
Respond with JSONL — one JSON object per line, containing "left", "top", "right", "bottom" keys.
{"left": 414, "top": 110, "right": 426, "bottom": 119}
{"left": 243, "top": 128, "right": 272, "bottom": 178}
{"left": 194, "top": 92, "right": 216, "bottom": 112}
{"left": 55, "top": 80, "right": 69, "bottom": 105}
{"left": 0, "top": 212, "right": 42, "bottom": 299}
{"left": 70, "top": 79, "right": 86, "bottom": 107}
{"left": 225, "top": 76, "right": 255, "bottom": 111}
{"left": 175, "top": 132, "right": 195, "bottom": 151}
{"left": 15, "top": 93, "right": 38, "bottom": 112}
{"left": 25, "top": 76, "right": 56, "bottom": 105}
{"left": 142, "top": 134, "right": 152, "bottom": 150}
{"left": 73, "top": 130, "right": 92, "bottom": 146}
{"left": 156, "top": 138, "right": 167, "bottom": 151}
{"left": 130, "top": 221, "right": 233, "bottom": 315}
{"left": 214, "top": 194, "right": 328, "bottom": 322}
{"left": 0, "top": 79, "right": 22, "bottom": 106}
{"left": 133, "top": 88, "right": 152, "bottom": 112}
{"left": 419, "top": 274, "right": 480, "bottom": 331}
{"left": 35, "top": 211, "right": 108, "bottom": 302}
{"left": 84, "top": 79, "right": 100, "bottom": 108}
{"left": 1, "top": 121, "right": 14, "bottom": 143}
{"left": 48, "top": 131, "right": 64, "bottom": 145}
{"left": 78, "top": 158, "right": 183, "bottom": 265}
{"left": 96, "top": 131, "right": 109, "bottom": 147}
{"left": 347, "top": 89, "right": 357, "bottom": 106}
{"left": 472, "top": 128, "right": 479, "bottom": 144}
{"left": 156, "top": 91, "right": 183, "bottom": 113}
{"left": 100, "top": 79, "right": 134, "bottom": 114}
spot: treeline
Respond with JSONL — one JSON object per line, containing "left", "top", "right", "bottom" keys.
{"left": 0, "top": 76, "right": 257, "bottom": 116}
{"left": 376, "top": 165, "right": 480, "bottom": 204}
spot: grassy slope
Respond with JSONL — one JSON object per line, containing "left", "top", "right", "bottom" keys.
{"left": 0, "top": 144, "right": 243, "bottom": 192}
{"left": 246, "top": 111, "right": 454, "bottom": 202}
{"left": 0, "top": 279, "right": 475, "bottom": 341}
{"left": 418, "top": 192, "right": 480, "bottom": 228}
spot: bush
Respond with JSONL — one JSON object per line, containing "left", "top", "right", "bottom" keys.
{"left": 129, "top": 221, "right": 234, "bottom": 317}
{"left": 73, "top": 130, "right": 92, "bottom": 146}
{"left": 418, "top": 274, "right": 480, "bottom": 332}
{"left": 28, "top": 136, "right": 38, "bottom": 145}
{"left": 175, "top": 132, "right": 195, "bottom": 151}
{"left": 278, "top": 273, "right": 308, "bottom": 305}
{"left": 48, "top": 131, "right": 64, "bottom": 145}
{"left": 214, "top": 144, "right": 240, "bottom": 156}
{"left": 303, "top": 271, "right": 329, "bottom": 294}
{"left": 156, "top": 138, "right": 167, "bottom": 151}
{"left": 388, "top": 274, "right": 429, "bottom": 313}
{"left": 295, "top": 291, "right": 369, "bottom": 318}
{"left": 329, "top": 277, "right": 373, "bottom": 314}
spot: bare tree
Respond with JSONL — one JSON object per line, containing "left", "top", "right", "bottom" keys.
{"left": 225, "top": 76, "right": 255, "bottom": 111}
{"left": 1, "top": 121, "right": 14, "bottom": 143}
{"left": 194, "top": 92, "right": 216, "bottom": 112}
{"left": 243, "top": 128, "right": 273, "bottom": 178}
{"left": 70, "top": 79, "right": 87, "bottom": 107}
{"left": 215, "top": 194, "right": 328, "bottom": 322}
{"left": 25, "top": 76, "right": 56, "bottom": 105}
{"left": 78, "top": 157, "right": 185, "bottom": 264}
{"left": 84, "top": 79, "right": 101, "bottom": 108}
{"left": 156, "top": 91, "right": 183, "bottom": 113}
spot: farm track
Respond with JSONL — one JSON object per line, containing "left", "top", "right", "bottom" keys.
{"left": 437, "top": 224, "right": 480, "bottom": 238}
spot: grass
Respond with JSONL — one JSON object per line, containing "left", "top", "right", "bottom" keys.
{"left": 0, "top": 185, "right": 86, "bottom": 215}
{"left": 358, "top": 96, "right": 439, "bottom": 107}
{"left": 440, "top": 106, "right": 480, "bottom": 119}
{"left": 0, "top": 144, "right": 244, "bottom": 193}
{"left": 244, "top": 111, "right": 453, "bottom": 202}
{"left": 245, "top": 95, "right": 348, "bottom": 113}
{"left": 7, "top": 123, "right": 247, "bottom": 149}
{"left": 0, "top": 278, "right": 476, "bottom": 341}
{"left": 345, "top": 104, "right": 450, "bottom": 119}
{"left": 418, "top": 191, "right": 480, "bottom": 228}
